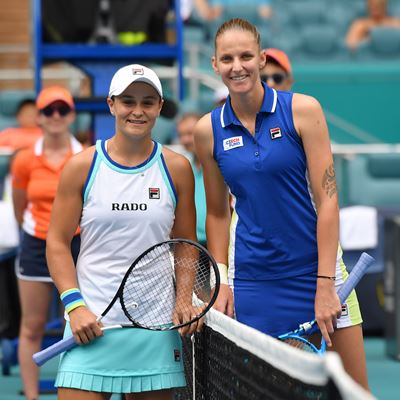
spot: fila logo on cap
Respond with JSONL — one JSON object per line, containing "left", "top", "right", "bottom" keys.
{"left": 270, "top": 127, "right": 282, "bottom": 140}
{"left": 132, "top": 67, "right": 144, "bottom": 75}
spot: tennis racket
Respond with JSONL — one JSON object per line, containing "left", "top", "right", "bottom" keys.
{"left": 278, "top": 252, "right": 375, "bottom": 354}
{"left": 33, "top": 239, "right": 220, "bottom": 366}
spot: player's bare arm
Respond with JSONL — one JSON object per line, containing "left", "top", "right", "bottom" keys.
{"left": 293, "top": 93, "right": 341, "bottom": 346}
{"left": 194, "top": 114, "right": 234, "bottom": 317}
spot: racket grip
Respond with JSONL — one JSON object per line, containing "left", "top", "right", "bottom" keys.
{"left": 33, "top": 335, "right": 77, "bottom": 366}
{"left": 337, "top": 252, "right": 375, "bottom": 304}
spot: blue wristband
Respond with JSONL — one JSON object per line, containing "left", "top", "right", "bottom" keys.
{"left": 60, "top": 288, "right": 86, "bottom": 314}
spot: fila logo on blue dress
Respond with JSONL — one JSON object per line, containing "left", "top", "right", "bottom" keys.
{"left": 149, "top": 187, "right": 160, "bottom": 199}
{"left": 270, "top": 127, "right": 282, "bottom": 139}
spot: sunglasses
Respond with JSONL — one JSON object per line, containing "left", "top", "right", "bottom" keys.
{"left": 261, "top": 73, "right": 287, "bottom": 85}
{"left": 41, "top": 104, "right": 72, "bottom": 117}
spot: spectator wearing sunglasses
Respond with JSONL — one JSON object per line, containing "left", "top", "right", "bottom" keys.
{"left": 10, "top": 86, "right": 83, "bottom": 400}
{"left": 261, "top": 48, "right": 293, "bottom": 91}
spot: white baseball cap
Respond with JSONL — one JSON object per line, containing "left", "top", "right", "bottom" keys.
{"left": 108, "top": 64, "right": 163, "bottom": 98}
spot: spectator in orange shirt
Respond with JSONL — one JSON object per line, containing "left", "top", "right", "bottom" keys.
{"left": 261, "top": 48, "right": 293, "bottom": 91}
{"left": 11, "top": 86, "right": 82, "bottom": 400}
{"left": 346, "top": 0, "right": 400, "bottom": 50}
{"left": 0, "top": 99, "right": 42, "bottom": 152}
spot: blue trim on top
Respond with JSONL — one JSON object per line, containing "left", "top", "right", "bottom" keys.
{"left": 96, "top": 139, "right": 161, "bottom": 174}
{"left": 159, "top": 154, "right": 177, "bottom": 208}
{"left": 83, "top": 150, "right": 99, "bottom": 203}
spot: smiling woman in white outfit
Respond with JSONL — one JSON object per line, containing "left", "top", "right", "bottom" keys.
{"left": 46, "top": 64, "right": 199, "bottom": 400}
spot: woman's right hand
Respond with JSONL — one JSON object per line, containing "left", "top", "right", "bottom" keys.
{"left": 213, "top": 284, "right": 234, "bottom": 317}
{"left": 68, "top": 306, "right": 103, "bottom": 345}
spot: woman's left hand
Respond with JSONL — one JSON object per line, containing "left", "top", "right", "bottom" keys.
{"left": 314, "top": 279, "right": 342, "bottom": 347}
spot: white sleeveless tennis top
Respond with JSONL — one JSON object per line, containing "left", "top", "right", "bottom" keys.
{"left": 76, "top": 139, "right": 177, "bottom": 325}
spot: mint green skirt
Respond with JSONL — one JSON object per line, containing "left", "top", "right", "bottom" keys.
{"left": 55, "top": 322, "right": 186, "bottom": 393}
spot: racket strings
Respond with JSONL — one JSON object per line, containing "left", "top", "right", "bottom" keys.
{"left": 121, "top": 242, "right": 213, "bottom": 329}
{"left": 282, "top": 337, "right": 317, "bottom": 353}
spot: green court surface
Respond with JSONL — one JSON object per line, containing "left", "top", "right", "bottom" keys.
{"left": 1, "top": 336, "right": 399, "bottom": 399}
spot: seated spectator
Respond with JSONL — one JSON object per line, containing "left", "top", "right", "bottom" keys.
{"left": 42, "top": 0, "right": 170, "bottom": 44}
{"left": 0, "top": 99, "right": 42, "bottom": 152}
{"left": 193, "top": 0, "right": 271, "bottom": 22}
{"left": 261, "top": 48, "right": 293, "bottom": 91}
{"left": 110, "top": 0, "right": 170, "bottom": 45}
{"left": 193, "top": 0, "right": 223, "bottom": 21}
{"left": 345, "top": 0, "right": 400, "bottom": 50}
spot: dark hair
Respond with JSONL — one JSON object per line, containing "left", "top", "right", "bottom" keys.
{"left": 214, "top": 18, "right": 261, "bottom": 50}
{"left": 16, "top": 98, "right": 36, "bottom": 114}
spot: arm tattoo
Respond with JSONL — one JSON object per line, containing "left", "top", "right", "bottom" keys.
{"left": 322, "top": 164, "right": 337, "bottom": 198}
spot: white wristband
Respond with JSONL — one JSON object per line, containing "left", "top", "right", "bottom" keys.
{"left": 210, "top": 262, "right": 229, "bottom": 288}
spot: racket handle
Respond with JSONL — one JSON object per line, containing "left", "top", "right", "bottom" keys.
{"left": 33, "top": 335, "right": 77, "bottom": 366}
{"left": 337, "top": 252, "right": 375, "bottom": 304}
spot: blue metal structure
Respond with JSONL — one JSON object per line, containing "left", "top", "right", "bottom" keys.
{"left": 32, "top": 0, "right": 184, "bottom": 141}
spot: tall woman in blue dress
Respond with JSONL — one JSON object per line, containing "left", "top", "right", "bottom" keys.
{"left": 194, "top": 18, "right": 369, "bottom": 391}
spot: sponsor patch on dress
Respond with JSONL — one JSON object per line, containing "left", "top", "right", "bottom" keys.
{"left": 223, "top": 136, "right": 243, "bottom": 151}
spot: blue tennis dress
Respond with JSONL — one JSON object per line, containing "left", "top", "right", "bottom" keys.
{"left": 56, "top": 140, "right": 185, "bottom": 393}
{"left": 211, "top": 83, "right": 361, "bottom": 336}
{"left": 212, "top": 83, "right": 318, "bottom": 281}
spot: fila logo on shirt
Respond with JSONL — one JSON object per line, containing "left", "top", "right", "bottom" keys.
{"left": 149, "top": 187, "right": 160, "bottom": 199}
{"left": 341, "top": 303, "right": 349, "bottom": 317}
{"left": 223, "top": 136, "right": 243, "bottom": 151}
{"left": 270, "top": 127, "right": 282, "bottom": 140}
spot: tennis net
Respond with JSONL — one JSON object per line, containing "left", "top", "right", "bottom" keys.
{"left": 174, "top": 309, "right": 375, "bottom": 400}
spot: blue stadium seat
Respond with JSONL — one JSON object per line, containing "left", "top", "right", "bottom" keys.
{"left": 346, "top": 154, "right": 400, "bottom": 207}
{"left": 369, "top": 27, "right": 400, "bottom": 56}
{"left": 294, "top": 25, "right": 347, "bottom": 61}
{"left": 224, "top": 5, "right": 260, "bottom": 26}
{"left": 0, "top": 90, "right": 35, "bottom": 117}
{"left": 183, "top": 25, "right": 206, "bottom": 44}
{"left": 178, "top": 98, "right": 200, "bottom": 115}
{"left": 198, "top": 90, "right": 216, "bottom": 114}
{"left": 71, "top": 112, "right": 92, "bottom": 136}
{"left": 0, "top": 116, "right": 18, "bottom": 131}
{"left": 152, "top": 116, "right": 176, "bottom": 144}
{"left": 287, "top": 1, "right": 326, "bottom": 27}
